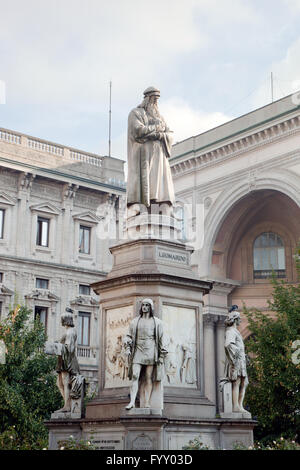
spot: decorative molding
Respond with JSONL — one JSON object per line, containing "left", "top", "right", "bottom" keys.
{"left": 171, "top": 115, "right": 300, "bottom": 178}
{"left": 25, "top": 289, "right": 60, "bottom": 301}
{"left": 18, "top": 172, "right": 36, "bottom": 191}
{"left": 62, "top": 183, "right": 79, "bottom": 200}
{"left": 72, "top": 210, "right": 103, "bottom": 225}
{"left": 0, "top": 284, "right": 14, "bottom": 296}
{"left": 202, "top": 313, "right": 219, "bottom": 325}
{"left": 30, "top": 201, "right": 61, "bottom": 216}
{"left": 176, "top": 150, "right": 300, "bottom": 200}
{"left": 0, "top": 191, "right": 17, "bottom": 206}
{"left": 70, "top": 296, "right": 99, "bottom": 307}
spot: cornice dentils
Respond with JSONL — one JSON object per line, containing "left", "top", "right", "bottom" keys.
{"left": 172, "top": 114, "right": 300, "bottom": 176}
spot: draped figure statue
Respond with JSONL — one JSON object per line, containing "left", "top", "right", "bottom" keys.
{"left": 127, "top": 87, "right": 175, "bottom": 212}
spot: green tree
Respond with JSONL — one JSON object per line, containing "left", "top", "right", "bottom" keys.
{"left": 244, "top": 249, "right": 300, "bottom": 443}
{"left": 0, "top": 305, "right": 62, "bottom": 449}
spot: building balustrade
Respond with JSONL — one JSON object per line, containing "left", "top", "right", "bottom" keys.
{"left": 0, "top": 130, "right": 21, "bottom": 144}
{"left": 77, "top": 346, "right": 91, "bottom": 358}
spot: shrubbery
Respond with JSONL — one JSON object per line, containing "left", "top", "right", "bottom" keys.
{"left": 0, "top": 305, "right": 62, "bottom": 449}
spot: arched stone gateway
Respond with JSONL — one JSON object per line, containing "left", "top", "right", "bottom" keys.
{"left": 202, "top": 172, "right": 300, "bottom": 279}
{"left": 203, "top": 186, "right": 300, "bottom": 337}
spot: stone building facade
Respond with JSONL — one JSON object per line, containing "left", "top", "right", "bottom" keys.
{"left": 0, "top": 127, "right": 126, "bottom": 392}
{"left": 170, "top": 92, "right": 300, "bottom": 339}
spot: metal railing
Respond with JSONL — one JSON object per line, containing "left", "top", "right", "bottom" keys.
{"left": 254, "top": 269, "right": 286, "bottom": 279}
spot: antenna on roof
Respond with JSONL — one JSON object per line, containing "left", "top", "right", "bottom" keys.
{"left": 108, "top": 81, "right": 112, "bottom": 157}
{"left": 271, "top": 72, "right": 274, "bottom": 103}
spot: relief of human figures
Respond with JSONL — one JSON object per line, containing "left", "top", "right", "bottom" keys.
{"left": 106, "top": 335, "right": 129, "bottom": 381}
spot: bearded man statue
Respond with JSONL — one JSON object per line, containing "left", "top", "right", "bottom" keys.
{"left": 127, "top": 87, "right": 175, "bottom": 212}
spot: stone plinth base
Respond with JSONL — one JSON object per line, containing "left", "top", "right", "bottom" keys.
{"left": 45, "top": 415, "right": 256, "bottom": 450}
{"left": 126, "top": 213, "right": 180, "bottom": 240}
{"left": 123, "top": 407, "right": 162, "bottom": 416}
{"left": 220, "top": 411, "right": 252, "bottom": 420}
{"left": 221, "top": 382, "right": 252, "bottom": 419}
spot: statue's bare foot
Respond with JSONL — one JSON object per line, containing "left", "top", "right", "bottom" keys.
{"left": 144, "top": 403, "right": 151, "bottom": 408}
{"left": 232, "top": 406, "right": 241, "bottom": 413}
{"left": 125, "top": 403, "right": 135, "bottom": 410}
{"left": 56, "top": 407, "right": 71, "bottom": 413}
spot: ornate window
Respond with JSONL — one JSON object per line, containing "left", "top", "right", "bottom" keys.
{"left": 36, "top": 217, "right": 49, "bottom": 247}
{"left": 79, "top": 284, "right": 90, "bottom": 295}
{"left": 34, "top": 306, "right": 48, "bottom": 330}
{"left": 253, "top": 232, "right": 286, "bottom": 279}
{"left": 79, "top": 225, "right": 91, "bottom": 254}
{"left": 36, "top": 278, "right": 49, "bottom": 289}
{"left": 78, "top": 311, "right": 91, "bottom": 346}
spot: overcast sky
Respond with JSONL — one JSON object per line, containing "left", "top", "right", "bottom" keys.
{"left": 1, "top": 0, "right": 300, "bottom": 162}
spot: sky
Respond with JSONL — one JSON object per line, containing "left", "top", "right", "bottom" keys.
{"left": 1, "top": 0, "right": 300, "bottom": 164}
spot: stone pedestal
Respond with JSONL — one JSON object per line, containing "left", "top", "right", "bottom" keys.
{"left": 220, "top": 382, "right": 252, "bottom": 420}
{"left": 46, "top": 238, "right": 255, "bottom": 450}
{"left": 126, "top": 213, "right": 180, "bottom": 240}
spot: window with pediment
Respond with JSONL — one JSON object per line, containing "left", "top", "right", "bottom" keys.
{"left": 36, "top": 217, "right": 50, "bottom": 247}
{"left": 79, "top": 225, "right": 91, "bottom": 254}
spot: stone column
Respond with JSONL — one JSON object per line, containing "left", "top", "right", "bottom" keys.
{"left": 216, "top": 315, "right": 226, "bottom": 413}
{"left": 203, "top": 281, "right": 240, "bottom": 413}
{"left": 17, "top": 172, "right": 35, "bottom": 257}
{"left": 203, "top": 314, "right": 218, "bottom": 405}
{"left": 61, "top": 184, "right": 78, "bottom": 265}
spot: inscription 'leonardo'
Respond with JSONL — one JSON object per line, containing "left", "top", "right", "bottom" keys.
{"left": 158, "top": 249, "right": 188, "bottom": 264}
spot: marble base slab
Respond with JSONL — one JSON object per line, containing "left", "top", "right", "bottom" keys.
{"left": 123, "top": 407, "right": 162, "bottom": 416}
{"left": 220, "top": 411, "right": 252, "bottom": 420}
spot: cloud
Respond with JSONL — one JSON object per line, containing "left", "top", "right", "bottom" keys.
{"left": 252, "top": 36, "right": 300, "bottom": 109}
{"left": 283, "top": 0, "right": 300, "bottom": 11}
{"left": 0, "top": 0, "right": 262, "bottom": 109}
{"left": 1, "top": 0, "right": 298, "bottom": 160}
{"left": 160, "top": 98, "right": 232, "bottom": 143}
{"left": 0, "top": 0, "right": 206, "bottom": 107}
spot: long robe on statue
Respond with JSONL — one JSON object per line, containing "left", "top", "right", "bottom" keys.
{"left": 127, "top": 106, "right": 175, "bottom": 208}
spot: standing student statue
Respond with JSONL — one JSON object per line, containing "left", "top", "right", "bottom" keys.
{"left": 221, "top": 305, "right": 249, "bottom": 413}
{"left": 126, "top": 87, "right": 175, "bottom": 213}
{"left": 124, "top": 298, "right": 168, "bottom": 410}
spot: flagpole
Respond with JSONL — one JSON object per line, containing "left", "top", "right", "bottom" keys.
{"left": 109, "top": 81, "right": 112, "bottom": 157}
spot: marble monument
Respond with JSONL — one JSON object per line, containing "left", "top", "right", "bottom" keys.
{"left": 46, "top": 88, "right": 255, "bottom": 450}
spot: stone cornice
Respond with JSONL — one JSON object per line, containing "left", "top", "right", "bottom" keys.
{"left": 171, "top": 114, "right": 300, "bottom": 178}
{"left": 0, "top": 155, "right": 126, "bottom": 195}
{"left": 0, "top": 253, "right": 108, "bottom": 276}
{"left": 92, "top": 273, "right": 213, "bottom": 294}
